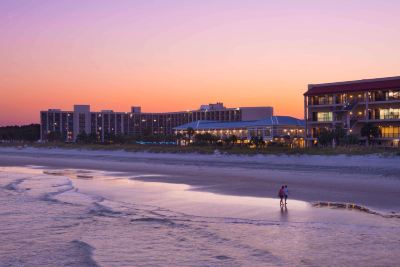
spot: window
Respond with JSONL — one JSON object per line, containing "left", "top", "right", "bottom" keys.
{"left": 379, "top": 108, "right": 400, "bottom": 119}
{"left": 79, "top": 113, "right": 86, "bottom": 133}
{"left": 381, "top": 126, "right": 400, "bottom": 138}
{"left": 312, "top": 95, "right": 334, "bottom": 105}
{"left": 388, "top": 90, "right": 400, "bottom": 100}
{"left": 317, "top": 112, "right": 333, "bottom": 122}
{"left": 324, "top": 96, "right": 333, "bottom": 105}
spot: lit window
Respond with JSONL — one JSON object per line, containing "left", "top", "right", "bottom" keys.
{"left": 380, "top": 108, "right": 400, "bottom": 119}
{"left": 317, "top": 112, "right": 333, "bottom": 122}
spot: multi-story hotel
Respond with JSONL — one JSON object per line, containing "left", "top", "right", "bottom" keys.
{"left": 40, "top": 103, "right": 273, "bottom": 142}
{"left": 304, "top": 76, "right": 400, "bottom": 147}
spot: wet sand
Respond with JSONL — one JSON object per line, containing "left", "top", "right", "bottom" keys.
{"left": 0, "top": 147, "right": 399, "bottom": 213}
{"left": 1, "top": 165, "right": 399, "bottom": 266}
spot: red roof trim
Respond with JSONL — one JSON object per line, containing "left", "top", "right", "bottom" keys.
{"left": 304, "top": 77, "right": 400, "bottom": 96}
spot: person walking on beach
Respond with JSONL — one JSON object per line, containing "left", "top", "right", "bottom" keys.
{"left": 278, "top": 185, "right": 285, "bottom": 206}
{"left": 284, "top": 185, "right": 289, "bottom": 205}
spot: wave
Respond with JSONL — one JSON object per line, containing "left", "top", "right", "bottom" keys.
{"left": 312, "top": 201, "right": 400, "bottom": 218}
{"left": 70, "top": 240, "right": 100, "bottom": 267}
{"left": 89, "top": 202, "right": 125, "bottom": 218}
{"left": 3, "top": 178, "right": 26, "bottom": 192}
{"left": 40, "top": 180, "right": 77, "bottom": 204}
{"left": 130, "top": 217, "right": 179, "bottom": 226}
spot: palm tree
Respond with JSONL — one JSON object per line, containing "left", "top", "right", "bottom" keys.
{"left": 230, "top": 135, "right": 238, "bottom": 146}
{"left": 250, "top": 136, "right": 264, "bottom": 148}
{"left": 175, "top": 133, "right": 184, "bottom": 145}
{"left": 47, "top": 131, "right": 63, "bottom": 142}
{"left": 186, "top": 127, "right": 195, "bottom": 145}
{"left": 76, "top": 132, "right": 88, "bottom": 143}
{"left": 360, "top": 122, "right": 380, "bottom": 146}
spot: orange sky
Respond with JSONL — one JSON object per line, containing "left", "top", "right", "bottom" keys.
{"left": 1, "top": 1, "right": 400, "bottom": 125}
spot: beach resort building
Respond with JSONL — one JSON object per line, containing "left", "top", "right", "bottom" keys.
{"left": 40, "top": 103, "right": 273, "bottom": 142}
{"left": 304, "top": 76, "right": 400, "bottom": 147}
{"left": 174, "top": 116, "right": 305, "bottom": 147}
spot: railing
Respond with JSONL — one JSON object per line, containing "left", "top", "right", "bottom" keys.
{"left": 313, "top": 99, "right": 335, "bottom": 105}
{"left": 381, "top": 133, "right": 400, "bottom": 138}
{"left": 382, "top": 114, "right": 400, "bottom": 120}
{"left": 368, "top": 114, "right": 400, "bottom": 120}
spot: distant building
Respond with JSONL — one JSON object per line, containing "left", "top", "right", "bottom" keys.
{"left": 304, "top": 76, "right": 400, "bottom": 147}
{"left": 40, "top": 103, "right": 273, "bottom": 142}
{"left": 174, "top": 116, "right": 305, "bottom": 147}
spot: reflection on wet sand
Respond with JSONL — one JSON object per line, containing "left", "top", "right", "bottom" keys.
{"left": 0, "top": 166, "right": 399, "bottom": 267}
{"left": 280, "top": 205, "right": 289, "bottom": 221}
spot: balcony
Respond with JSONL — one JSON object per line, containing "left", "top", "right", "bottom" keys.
{"left": 359, "top": 99, "right": 400, "bottom": 105}
{"left": 361, "top": 118, "right": 400, "bottom": 123}
{"left": 358, "top": 113, "right": 400, "bottom": 123}
{"left": 307, "top": 120, "right": 342, "bottom": 125}
{"left": 308, "top": 102, "right": 342, "bottom": 108}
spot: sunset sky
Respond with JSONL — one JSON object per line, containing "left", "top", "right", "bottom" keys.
{"left": 1, "top": 0, "right": 400, "bottom": 126}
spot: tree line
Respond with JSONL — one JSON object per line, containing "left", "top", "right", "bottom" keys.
{"left": 0, "top": 124, "right": 40, "bottom": 142}
{"left": 317, "top": 123, "right": 380, "bottom": 147}
{"left": 74, "top": 132, "right": 177, "bottom": 144}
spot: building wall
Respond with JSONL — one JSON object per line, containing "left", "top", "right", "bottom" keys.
{"left": 40, "top": 104, "right": 272, "bottom": 142}
{"left": 240, "top": 107, "right": 273, "bottom": 121}
{"left": 73, "top": 105, "right": 91, "bottom": 140}
{"left": 40, "top": 110, "right": 74, "bottom": 142}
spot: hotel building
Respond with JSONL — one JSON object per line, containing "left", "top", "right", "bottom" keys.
{"left": 304, "top": 76, "right": 400, "bottom": 147}
{"left": 40, "top": 103, "right": 273, "bottom": 142}
{"left": 174, "top": 116, "right": 305, "bottom": 147}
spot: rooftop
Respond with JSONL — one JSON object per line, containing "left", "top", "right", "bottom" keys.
{"left": 304, "top": 76, "right": 400, "bottom": 96}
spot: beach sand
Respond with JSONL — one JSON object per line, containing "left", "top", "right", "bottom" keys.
{"left": 0, "top": 147, "right": 399, "bottom": 212}
{"left": 0, "top": 147, "right": 399, "bottom": 266}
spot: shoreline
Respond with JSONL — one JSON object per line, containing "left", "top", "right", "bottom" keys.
{"left": 0, "top": 147, "right": 400, "bottom": 213}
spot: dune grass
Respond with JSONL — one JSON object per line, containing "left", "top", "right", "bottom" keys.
{"left": 2, "top": 141, "right": 399, "bottom": 156}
